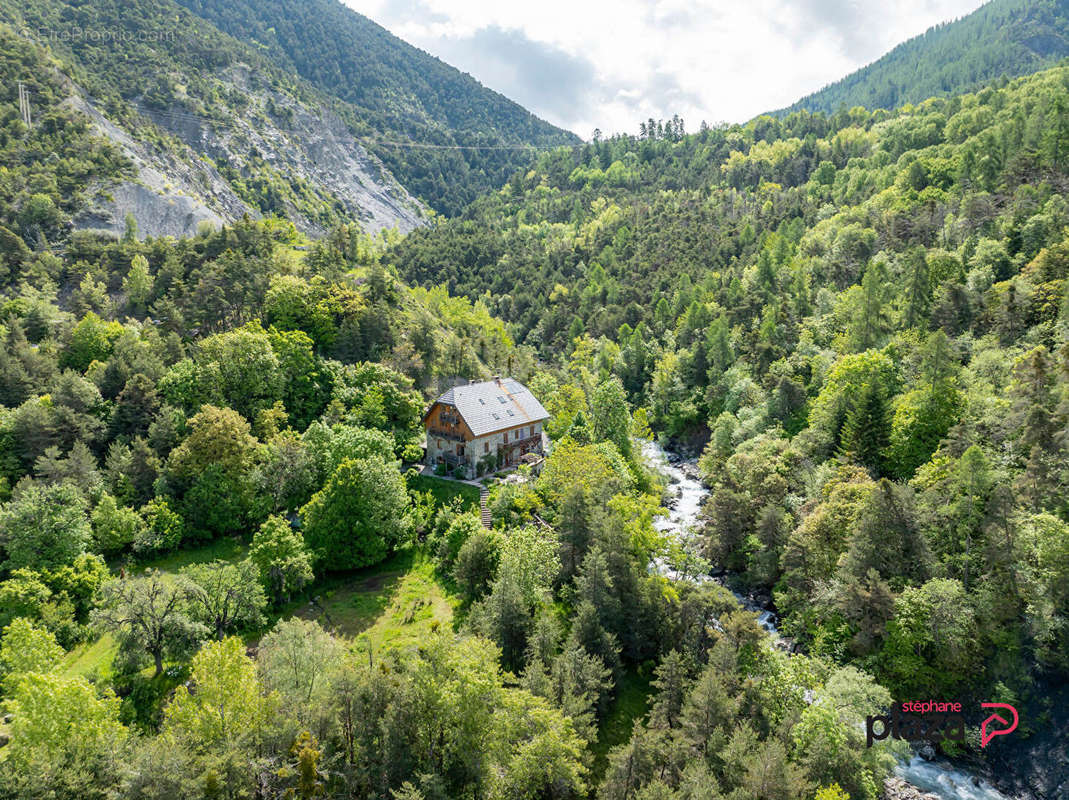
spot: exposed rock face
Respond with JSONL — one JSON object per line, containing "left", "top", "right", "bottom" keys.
{"left": 74, "top": 180, "right": 228, "bottom": 241}
{"left": 139, "top": 67, "right": 427, "bottom": 237}
{"left": 969, "top": 682, "right": 1069, "bottom": 800}
{"left": 65, "top": 67, "right": 426, "bottom": 240}
{"left": 65, "top": 91, "right": 250, "bottom": 239}
{"left": 883, "top": 777, "right": 941, "bottom": 800}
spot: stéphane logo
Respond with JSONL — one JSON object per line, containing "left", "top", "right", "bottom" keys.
{"left": 865, "top": 701, "right": 1018, "bottom": 748}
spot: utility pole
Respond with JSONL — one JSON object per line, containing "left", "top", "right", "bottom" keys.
{"left": 17, "top": 81, "right": 31, "bottom": 129}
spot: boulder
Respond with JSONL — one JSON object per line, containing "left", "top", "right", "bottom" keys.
{"left": 882, "top": 777, "right": 940, "bottom": 800}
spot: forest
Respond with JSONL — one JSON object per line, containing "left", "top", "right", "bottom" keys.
{"left": 785, "top": 0, "right": 1069, "bottom": 115}
{"left": 0, "top": 11, "right": 1068, "bottom": 800}
{"left": 388, "top": 61, "right": 1069, "bottom": 792}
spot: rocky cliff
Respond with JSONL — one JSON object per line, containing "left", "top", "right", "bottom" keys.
{"left": 65, "top": 67, "right": 426, "bottom": 240}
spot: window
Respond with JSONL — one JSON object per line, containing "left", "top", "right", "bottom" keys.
{"left": 506, "top": 409, "right": 514, "bottom": 416}
{"left": 436, "top": 439, "right": 442, "bottom": 448}
{"left": 456, "top": 444, "right": 464, "bottom": 456}
{"left": 483, "top": 441, "right": 489, "bottom": 453}
{"left": 498, "top": 396, "right": 507, "bottom": 403}
{"left": 503, "top": 432, "right": 509, "bottom": 444}
{"left": 479, "top": 398, "right": 486, "bottom": 405}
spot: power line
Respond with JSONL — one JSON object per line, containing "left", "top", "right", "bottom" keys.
{"left": 125, "top": 102, "right": 581, "bottom": 152}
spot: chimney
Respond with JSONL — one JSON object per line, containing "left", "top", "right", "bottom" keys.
{"left": 494, "top": 375, "right": 502, "bottom": 385}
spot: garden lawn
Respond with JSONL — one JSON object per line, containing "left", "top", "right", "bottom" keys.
{"left": 59, "top": 539, "right": 249, "bottom": 680}
{"left": 293, "top": 548, "right": 457, "bottom": 651}
{"left": 60, "top": 634, "right": 119, "bottom": 681}
{"left": 62, "top": 539, "right": 457, "bottom": 685}
{"left": 409, "top": 474, "right": 480, "bottom": 511}
{"left": 132, "top": 537, "right": 247, "bottom": 572}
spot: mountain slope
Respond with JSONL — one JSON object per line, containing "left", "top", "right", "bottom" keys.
{"left": 785, "top": 0, "right": 1069, "bottom": 114}
{"left": 0, "top": 0, "right": 577, "bottom": 240}
{"left": 1, "top": 0, "right": 427, "bottom": 238}
{"left": 172, "top": 0, "right": 582, "bottom": 215}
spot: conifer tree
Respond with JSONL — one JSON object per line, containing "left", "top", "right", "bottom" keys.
{"left": 838, "top": 382, "right": 890, "bottom": 476}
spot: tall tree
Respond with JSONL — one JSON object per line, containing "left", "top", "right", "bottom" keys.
{"left": 840, "top": 480, "right": 931, "bottom": 591}
{"left": 300, "top": 456, "right": 409, "bottom": 571}
{"left": 0, "top": 481, "right": 90, "bottom": 572}
{"left": 838, "top": 381, "right": 890, "bottom": 476}
{"left": 248, "top": 515, "right": 316, "bottom": 604}
{"left": 589, "top": 377, "right": 633, "bottom": 458}
{"left": 92, "top": 571, "right": 207, "bottom": 677}
{"left": 180, "top": 559, "right": 267, "bottom": 640}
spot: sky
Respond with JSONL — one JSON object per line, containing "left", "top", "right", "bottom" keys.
{"left": 342, "top": 0, "right": 987, "bottom": 139}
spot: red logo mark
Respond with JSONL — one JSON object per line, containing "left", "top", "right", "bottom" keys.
{"left": 979, "top": 703, "right": 1018, "bottom": 748}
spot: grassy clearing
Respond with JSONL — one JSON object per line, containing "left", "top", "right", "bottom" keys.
{"left": 592, "top": 667, "right": 653, "bottom": 779}
{"left": 61, "top": 634, "right": 119, "bottom": 681}
{"left": 293, "top": 548, "right": 457, "bottom": 651}
{"left": 356, "top": 554, "right": 456, "bottom": 651}
{"left": 290, "top": 549, "right": 412, "bottom": 637}
{"left": 62, "top": 534, "right": 456, "bottom": 688}
{"left": 132, "top": 537, "right": 247, "bottom": 573}
{"left": 410, "top": 474, "right": 481, "bottom": 511}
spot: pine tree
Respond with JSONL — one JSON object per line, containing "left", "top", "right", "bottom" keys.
{"left": 838, "top": 382, "right": 890, "bottom": 476}
{"left": 840, "top": 480, "right": 932, "bottom": 591}
{"left": 847, "top": 260, "right": 892, "bottom": 351}
{"left": 902, "top": 247, "right": 930, "bottom": 328}
{"left": 649, "top": 649, "right": 692, "bottom": 730}
{"left": 1009, "top": 346, "right": 1060, "bottom": 510}
{"left": 558, "top": 486, "right": 595, "bottom": 580}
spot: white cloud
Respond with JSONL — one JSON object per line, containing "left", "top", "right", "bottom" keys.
{"left": 343, "top": 0, "right": 986, "bottom": 137}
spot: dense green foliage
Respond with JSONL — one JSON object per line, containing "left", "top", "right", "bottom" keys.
{"left": 786, "top": 0, "right": 1069, "bottom": 114}
{"left": 0, "top": 212, "right": 529, "bottom": 631}
{"left": 173, "top": 0, "right": 581, "bottom": 215}
{"left": 391, "top": 62, "right": 1069, "bottom": 720}
{"left": 3, "top": 10, "right": 1069, "bottom": 797}
{"left": 0, "top": 201, "right": 904, "bottom": 798}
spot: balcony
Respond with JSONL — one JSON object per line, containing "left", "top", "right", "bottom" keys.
{"left": 428, "top": 427, "right": 467, "bottom": 443}
{"left": 507, "top": 434, "right": 543, "bottom": 449}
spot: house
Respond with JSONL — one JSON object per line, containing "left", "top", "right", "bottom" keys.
{"left": 423, "top": 377, "right": 550, "bottom": 478}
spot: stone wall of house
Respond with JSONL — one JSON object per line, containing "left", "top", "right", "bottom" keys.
{"left": 425, "top": 434, "right": 470, "bottom": 474}
{"left": 426, "top": 421, "right": 543, "bottom": 478}
{"left": 469, "top": 421, "right": 543, "bottom": 474}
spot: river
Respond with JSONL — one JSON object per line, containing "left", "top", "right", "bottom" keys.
{"left": 643, "top": 440, "right": 1015, "bottom": 800}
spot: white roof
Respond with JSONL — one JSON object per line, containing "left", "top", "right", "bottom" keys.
{"left": 429, "top": 378, "right": 549, "bottom": 437}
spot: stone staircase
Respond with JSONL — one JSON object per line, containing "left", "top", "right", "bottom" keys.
{"left": 479, "top": 485, "right": 491, "bottom": 528}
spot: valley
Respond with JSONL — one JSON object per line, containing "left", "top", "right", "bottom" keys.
{"left": 0, "top": 2, "right": 1067, "bottom": 799}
